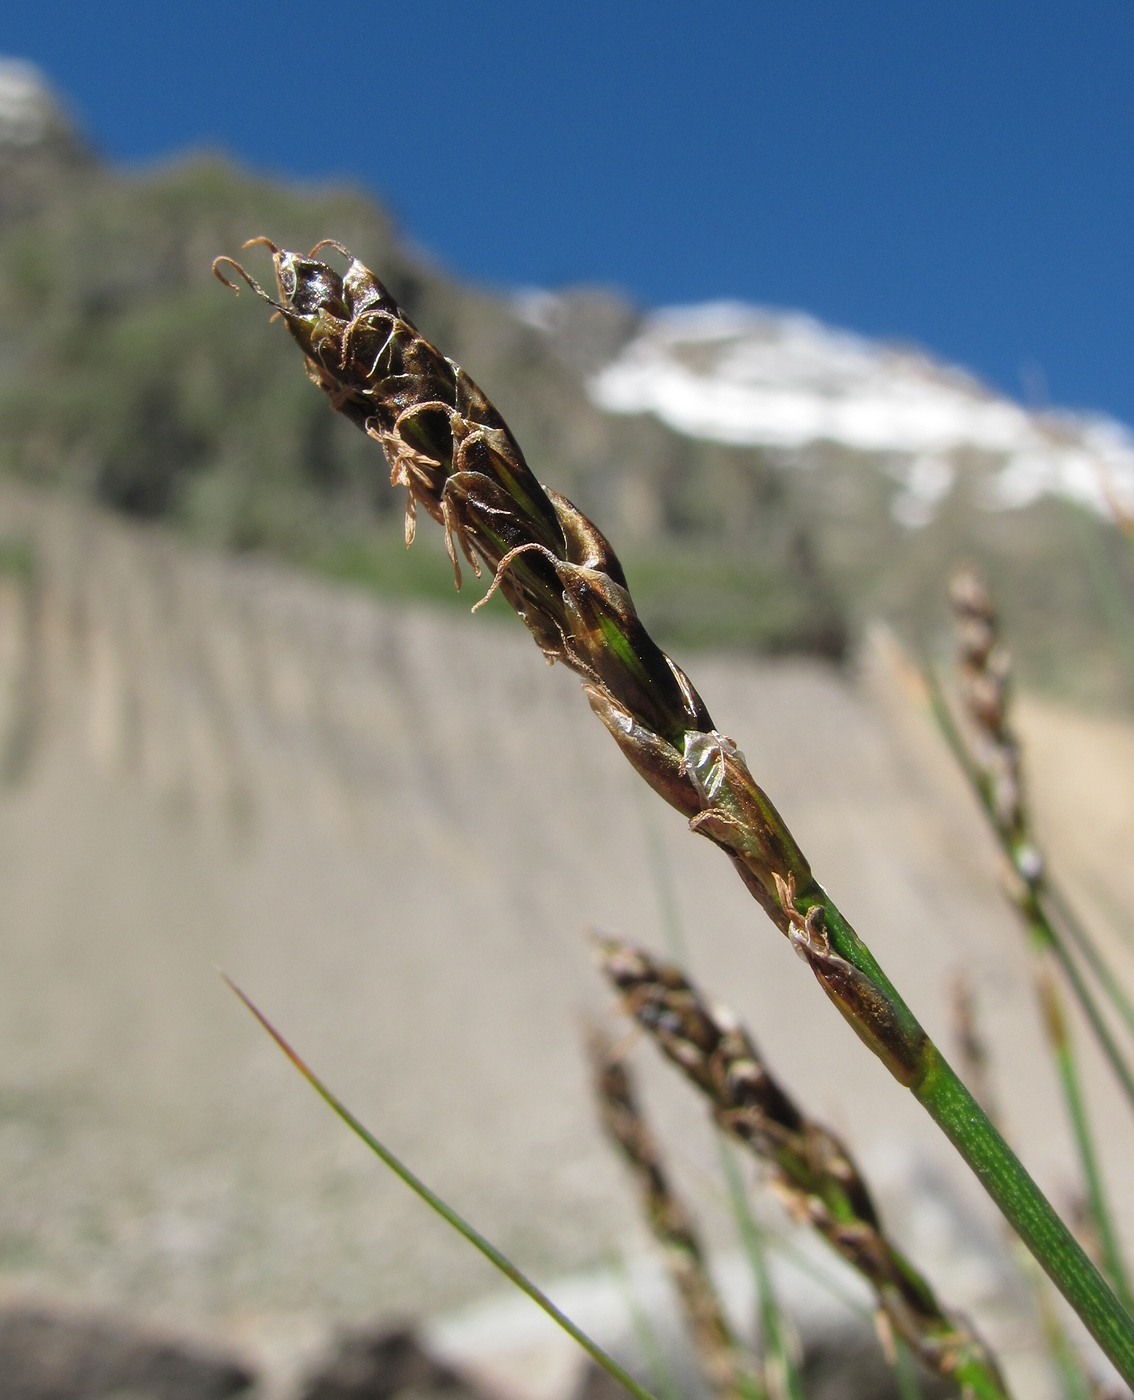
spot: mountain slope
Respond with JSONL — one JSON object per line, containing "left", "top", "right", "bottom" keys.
{"left": 3, "top": 481, "right": 1132, "bottom": 1389}
{"left": 2, "top": 57, "right": 1133, "bottom": 701}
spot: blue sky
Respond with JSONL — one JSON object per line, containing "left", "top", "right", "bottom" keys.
{"left": 8, "top": 2, "right": 1134, "bottom": 423}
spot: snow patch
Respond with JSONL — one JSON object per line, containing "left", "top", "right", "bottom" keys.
{"left": 0, "top": 58, "right": 62, "bottom": 149}
{"left": 891, "top": 455, "right": 956, "bottom": 529}
{"left": 587, "top": 301, "right": 1134, "bottom": 525}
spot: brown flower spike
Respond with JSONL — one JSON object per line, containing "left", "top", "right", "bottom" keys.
{"left": 594, "top": 937, "right": 1008, "bottom": 1393}
{"left": 212, "top": 240, "right": 837, "bottom": 938}
{"left": 589, "top": 1033, "right": 760, "bottom": 1399}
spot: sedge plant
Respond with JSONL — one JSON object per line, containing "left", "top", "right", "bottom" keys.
{"left": 213, "top": 238, "right": 1134, "bottom": 1391}
{"left": 591, "top": 938, "right": 1009, "bottom": 1397}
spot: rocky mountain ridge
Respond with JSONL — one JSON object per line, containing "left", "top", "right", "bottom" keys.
{"left": 1, "top": 57, "right": 1131, "bottom": 701}
{"left": 583, "top": 299, "right": 1134, "bottom": 528}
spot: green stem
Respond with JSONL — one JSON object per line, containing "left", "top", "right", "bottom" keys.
{"left": 920, "top": 668, "right": 1134, "bottom": 1299}
{"left": 1051, "top": 1009, "right": 1134, "bottom": 1316}
{"left": 913, "top": 1042, "right": 1134, "bottom": 1386}
{"left": 1046, "top": 878, "right": 1134, "bottom": 1044}
{"left": 893, "top": 1343, "right": 928, "bottom": 1400}
{"left": 646, "top": 817, "right": 775, "bottom": 1400}
{"left": 609, "top": 1257, "right": 686, "bottom": 1400}
{"left": 1013, "top": 1245, "right": 1095, "bottom": 1400}
{"left": 719, "top": 1141, "right": 801, "bottom": 1400}
{"left": 1041, "top": 898, "right": 1134, "bottom": 1113}
{"left": 639, "top": 788, "right": 689, "bottom": 967}
{"left": 784, "top": 894, "right": 1008, "bottom": 1399}
{"left": 805, "top": 890, "right": 1134, "bottom": 1384}
{"left": 1019, "top": 902, "right": 1134, "bottom": 1312}
{"left": 924, "top": 669, "right": 1134, "bottom": 1113}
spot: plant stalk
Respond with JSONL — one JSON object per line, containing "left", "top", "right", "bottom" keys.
{"left": 215, "top": 239, "right": 1134, "bottom": 1385}
{"left": 913, "top": 1042, "right": 1134, "bottom": 1381}
{"left": 924, "top": 665, "right": 1134, "bottom": 1111}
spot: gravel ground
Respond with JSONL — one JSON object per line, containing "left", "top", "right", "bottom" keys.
{"left": 1, "top": 486, "right": 1131, "bottom": 1396}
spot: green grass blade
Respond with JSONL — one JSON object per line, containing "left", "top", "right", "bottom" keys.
{"left": 922, "top": 666, "right": 1134, "bottom": 1112}
{"left": 1049, "top": 1008, "right": 1134, "bottom": 1315}
{"left": 223, "top": 975, "right": 660, "bottom": 1400}
{"left": 607, "top": 1253, "right": 687, "bottom": 1400}
{"left": 639, "top": 800, "right": 782, "bottom": 1399}
{"left": 719, "top": 1141, "right": 802, "bottom": 1400}
{"left": 638, "top": 787, "right": 689, "bottom": 967}
{"left": 1045, "top": 879, "right": 1134, "bottom": 1042}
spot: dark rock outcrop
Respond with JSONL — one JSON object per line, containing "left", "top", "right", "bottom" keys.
{"left": 0, "top": 1302, "right": 255, "bottom": 1400}
{"left": 297, "top": 1323, "right": 490, "bottom": 1400}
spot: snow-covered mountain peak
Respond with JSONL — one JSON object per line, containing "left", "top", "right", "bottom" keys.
{"left": 586, "top": 300, "right": 1134, "bottom": 527}
{"left": 0, "top": 58, "right": 81, "bottom": 152}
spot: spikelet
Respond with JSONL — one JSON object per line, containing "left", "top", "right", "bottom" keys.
{"left": 211, "top": 239, "right": 826, "bottom": 930}
{"left": 589, "top": 1033, "right": 760, "bottom": 1399}
{"left": 594, "top": 937, "right": 1009, "bottom": 1396}
{"left": 948, "top": 565, "right": 1040, "bottom": 890}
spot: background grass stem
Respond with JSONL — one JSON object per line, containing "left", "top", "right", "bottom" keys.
{"left": 223, "top": 975, "right": 661, "bottom": 1400}
{"left": 912, "top": 1049, "right": 1134, "bottom": 1386}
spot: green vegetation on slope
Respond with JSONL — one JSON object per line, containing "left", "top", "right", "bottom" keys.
{"left": 1, "top": 137, "right": 1131, "bottom": 703}
{"left": 0, "top": 153, "right": 849, "bottom": 660}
